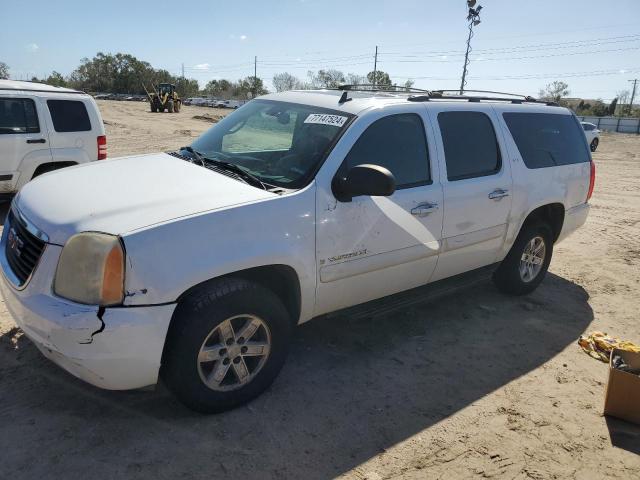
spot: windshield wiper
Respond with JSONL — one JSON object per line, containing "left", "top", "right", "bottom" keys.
{"left": 204, "top": 157, "right": 268, "bottom": 190}
{"left": 181, "top": 145, "right": 205, "bottom": 166}
{"left": 181, "top": 146, "right": 267, "bottom": 190}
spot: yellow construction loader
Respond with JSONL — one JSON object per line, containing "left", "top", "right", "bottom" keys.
{"left": 143, "top": 83, "right": 181, "bottom": 113}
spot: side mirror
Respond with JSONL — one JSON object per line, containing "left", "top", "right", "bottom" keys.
{"left": 332, "top": 164, "right": 396, "bottom": 202}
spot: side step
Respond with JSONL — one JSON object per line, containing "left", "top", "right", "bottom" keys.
{"left": 323, "top": 264, "right": 498, "bottom": 321}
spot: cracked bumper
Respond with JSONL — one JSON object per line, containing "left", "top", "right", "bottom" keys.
{"left": 0, "top": 243, "right": 176, "bottom": 390}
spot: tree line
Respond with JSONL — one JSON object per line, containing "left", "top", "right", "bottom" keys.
{"left": 1, "top": 57, "right": 637, "bottom": 116}
{"left": 538, "top": 81, "right": 637, "bottom": 117}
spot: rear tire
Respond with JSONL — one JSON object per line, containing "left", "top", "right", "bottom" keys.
{"left": 168, "top": 100, "right": 174, "bottom": 113}
{"left": 162, "top": 279, "right": 292, "bottom": 413}
{"left": 492, "top": 223, "right": 553, "bottom": 295}
{"left": 590, "top": 137, "right": 599, "bottom": 152}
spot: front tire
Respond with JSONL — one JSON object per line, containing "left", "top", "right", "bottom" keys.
{"left": 162, "top": 279, "right": 292, "bottom": 413}
{"left": 492, "top": 223, "right": 553, "bottom": 295}
{"left": 590, "top": 137, "right": 599, "bottom": 152}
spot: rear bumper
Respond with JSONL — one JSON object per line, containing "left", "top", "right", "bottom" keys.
{"left": 557, "top": 203, "right": 590, "bottom": 243}
{"left": 0, "top": 231, "right": 176, "bottom": 390}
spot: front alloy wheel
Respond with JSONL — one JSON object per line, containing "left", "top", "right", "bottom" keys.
{"left": 197, "top": 315, "right": 271, "bottom": 391}
{"left": 162, "top": 279, "right": 292, "bottom": 413}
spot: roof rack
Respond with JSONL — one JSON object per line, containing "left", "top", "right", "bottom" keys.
{"left": 335, "top": 84, "right": 432, "bottom": 94}
{"left": 330, "top": 85, "right": 559, "bottom": 106}
{"left": 408, "top": 89, "right": 559, "bottom": 106}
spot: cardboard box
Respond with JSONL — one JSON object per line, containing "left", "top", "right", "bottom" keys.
{"left": 604, "top": 348, "right": 640, "bottom": 425}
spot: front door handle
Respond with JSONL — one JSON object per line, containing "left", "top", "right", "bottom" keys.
{"left": 26, "top": 138, "right": 46, "bottom": 144}
{"left": 411, "top": 202, "right": 439, "bottom": 217}
{"left": 488, "top": 189, "right": 509, "bottom": 200}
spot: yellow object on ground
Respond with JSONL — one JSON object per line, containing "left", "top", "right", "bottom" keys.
{"left": 578, "top": 331, "right": 640, "bottom": 362}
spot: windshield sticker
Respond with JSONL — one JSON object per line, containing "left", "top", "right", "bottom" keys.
{"left": 304, "top": 113, "right": 348, "bottom": 127}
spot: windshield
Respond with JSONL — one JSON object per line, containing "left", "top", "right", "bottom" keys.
{"left": 189, "top": 100, "right": 353, "bottom": 189}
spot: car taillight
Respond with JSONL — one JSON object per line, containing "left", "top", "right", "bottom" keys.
{"left": 97, "top": 135, "right": 107, "bottom": 160}
{"left": 587, "top": 160, "right": 595, "bottom": 202}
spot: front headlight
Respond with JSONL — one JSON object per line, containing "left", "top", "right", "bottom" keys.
{"left": 54, "top": 233, "right": 125, "bottom": 306}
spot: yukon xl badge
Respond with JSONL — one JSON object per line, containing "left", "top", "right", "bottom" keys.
{"left": 7, "top": 227, "right": 24, "bottom": 257}
{"left": 326, "top": 249, "right": 368, "bottom": 263}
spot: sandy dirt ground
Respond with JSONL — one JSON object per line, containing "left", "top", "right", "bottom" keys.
{"left": 0, "top": 100, "right": 639, "bottom": 479}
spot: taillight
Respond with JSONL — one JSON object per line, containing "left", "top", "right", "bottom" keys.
{"left": 587, "top": 160, "right": 595, "bottom": 202}
{"left": 97, "top": 135, "right": 107, "bottom": 160}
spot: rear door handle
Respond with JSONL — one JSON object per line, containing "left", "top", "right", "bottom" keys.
{"left": 411, "top": 202, "right": 439, "bottom": 216}
{"left": 488, "top": 189, "right": 509, "bottom": 200}
{"left": 26, "top": 138, "right": 46, "bottom": 144}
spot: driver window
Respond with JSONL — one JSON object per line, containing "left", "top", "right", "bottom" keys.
{"left": 343, "top": 113, "right": 430, "bottom": 189}
{"left": 222, "top": 107, "right": 298, "bottom": 153}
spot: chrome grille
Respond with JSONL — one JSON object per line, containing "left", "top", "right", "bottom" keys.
{"left": 4, "top": 210, "right": 46, "bottom": 285}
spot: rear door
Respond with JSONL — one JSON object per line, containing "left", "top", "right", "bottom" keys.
{"left": 0, "top": 94, "right": 52, "bottom": 193}
{"left": 44, "top": 97, "right": 97, "bottom": 162}
{"left": 427, "top": 105, "right": 513, "bottom": 281}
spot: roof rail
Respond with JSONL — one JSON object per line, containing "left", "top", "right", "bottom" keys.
{"left": 329, "top": 85, "right": 559, "bottom": 106}
{"left": 408, "top": 90, "right": 559, "bottom": 106}
{"left": 335, "top": 84, "right": 432, "bottom": 94}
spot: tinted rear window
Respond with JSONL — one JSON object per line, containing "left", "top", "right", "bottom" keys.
{"left": 438, "top": 111, "right": 501, "bottom": 181}
{"left": 0, "top": 98, "right": 40, "bottom": 134}
{"left": 47, "top": 100, "right": 91, "bottom": 132}
{"left": 503, "top": 113, "right": 590, "bottom": 168}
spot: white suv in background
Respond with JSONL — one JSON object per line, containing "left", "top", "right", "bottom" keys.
{"left": 0, "top": 88, "right": 593, "bottom": 413}
{"left": 0, "top": 80, "right": 106, "bottom": 198}
{"left": 580, "top": 122, "right": 600, "bottom": 152}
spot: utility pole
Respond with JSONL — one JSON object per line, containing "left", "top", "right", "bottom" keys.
{"left": 372, "top": 46, "right": 378, "bottom": 88}
{"left": 628, "top": 79, "right": 638, "bottom": 115}
{"left": 253, "top": 56, "right": 257, "bottom": 98}
{"left": 181, "top": 63, "right": 185, "bottom": 79}
{"left": 460, "top": 1, "right": 483, "bottom": 95}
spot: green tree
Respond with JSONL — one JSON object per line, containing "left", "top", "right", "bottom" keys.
{"left": 236, "top": 76, "right": 268, "bottom": 98}
{"left": 308, "top": 69, "right": 345, "bottom": 88}
{"left": 272, "top": 72, "right": 304, "bottom": 92}
{"left": 176, "top": 77, "right": 200, "bottom": 98}
{"left": 607, "top": 97, "right": 618, "bottom": 116}
{"left": 538, "top": 81, "right": 570, "bottom": 104}
{"left": 0, "top": 62, "right": 8, "bottom": 80}
{"left": 367, "top": 70, "right": 392, "bottom": 87}
{"left": 44, "top": 71, "right": 67, "bottom": 87}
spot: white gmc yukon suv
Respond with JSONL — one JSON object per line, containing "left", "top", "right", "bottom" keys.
{"left": 0, "top": 88, "right": 593, "bottom": 412}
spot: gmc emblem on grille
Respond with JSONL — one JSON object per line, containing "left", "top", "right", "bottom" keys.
{"left": 7, "top": 227, "right": 24, "bottom": 257}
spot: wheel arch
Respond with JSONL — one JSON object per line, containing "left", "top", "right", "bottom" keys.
{"left": 31, "top": 161, "right": 78, "bottom": 179}
{"left": 175, "top": 264, "right": 302, "bottom": 328}
{"left": 520, "top": 202, "right": 565, "bottom": 243}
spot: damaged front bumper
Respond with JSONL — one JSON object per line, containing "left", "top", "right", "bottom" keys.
{"left": 0, "top": 241, "right": 176, "bottom": 390}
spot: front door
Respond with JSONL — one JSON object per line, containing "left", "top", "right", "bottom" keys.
{"left": 427, "top": 105, "right": 513, "bottom": 282}
{"left": 314, "top": 106, "right": 444, "bottom": 316}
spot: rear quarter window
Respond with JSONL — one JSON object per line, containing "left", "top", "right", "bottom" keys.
{"left": 503, "top": 112, "right": 590, "bottom": 168}
{"left": 47, "top": 99, "right": 92, "bottom": 132}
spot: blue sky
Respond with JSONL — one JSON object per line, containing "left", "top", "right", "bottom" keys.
{"left": 1, "top": 0, "right": 639, "bottom": 100}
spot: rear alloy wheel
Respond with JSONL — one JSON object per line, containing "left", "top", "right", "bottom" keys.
{"left": 590, "top": 137, "right": 599, "bottom": 152}
{"left": 493, "top": 223, "right": 553, "bottom": 295}
{"left": 519, "top": 236, "right": 546, "bottom": 283}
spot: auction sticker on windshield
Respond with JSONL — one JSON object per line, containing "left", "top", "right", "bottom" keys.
{"left": 304, "top": 113, "right": 348, "bottom": 127}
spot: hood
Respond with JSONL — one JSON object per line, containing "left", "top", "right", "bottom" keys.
{"left": 16, "top": 153, "right": 276, "bottom": 245}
